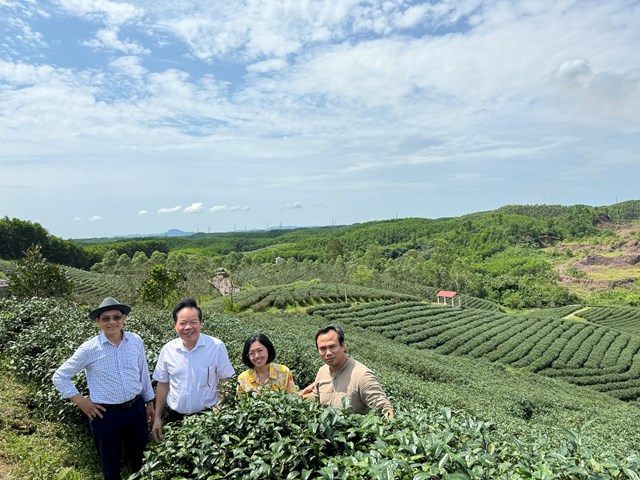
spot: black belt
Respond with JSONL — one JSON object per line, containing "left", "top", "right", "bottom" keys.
{"left": 102, "top": 394, "right": 140, "bottom": 409}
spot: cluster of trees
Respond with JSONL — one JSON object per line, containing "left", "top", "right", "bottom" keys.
{"left": 82, "top": 208, "right": 604, "bottom": 309}
{"left": 7, "top": 245, "right": 72, "bottom": 299}
{"left": 0, "top": 217, "right": 98, "bottom": 269}
{"left": 91, "top": 249, "right": 216, "bottom": 305}
{"left": 79, "top": 237, "right": 169, "bottom": 258}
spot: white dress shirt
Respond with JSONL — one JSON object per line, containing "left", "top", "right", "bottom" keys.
{"left": 152, "top": 333, "right": 235, "bottom": 414}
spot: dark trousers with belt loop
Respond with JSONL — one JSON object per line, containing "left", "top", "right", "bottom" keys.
{"left": 90, "top": 395, "right": 148, "bottom": 480}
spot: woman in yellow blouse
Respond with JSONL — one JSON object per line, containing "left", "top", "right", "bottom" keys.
{"left": 237, "top": 334, "right": 297, "bottom": 395}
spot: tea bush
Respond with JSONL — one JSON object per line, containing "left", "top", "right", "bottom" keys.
{"left": 134, "top": 392, "right": 640, "bottom": 479}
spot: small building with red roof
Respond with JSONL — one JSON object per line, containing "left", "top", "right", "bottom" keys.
{"left": 435, "top": 290, "right": 461, "bottom": 307}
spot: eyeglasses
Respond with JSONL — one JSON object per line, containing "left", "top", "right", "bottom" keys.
{"left": 98, "top": 314, "right": 124, "bottom": 322}
{"left": 248, "top": 348, "right": 265, "bottom": 358}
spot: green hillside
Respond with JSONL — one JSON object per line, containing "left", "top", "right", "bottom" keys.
{"left": 69, "top": 200, "right": 640, "bottom": 309}
{"left": 310, "top": 301, "right": 640, "bottom": 403}
{"left": 229, "top": 282, "right": 501, "bottom": 312}
{"left": 63, "top": 266, "right": 135, "bottom": 303}
{"left": 6, "top": 201, "right": 640, "bottom": 310}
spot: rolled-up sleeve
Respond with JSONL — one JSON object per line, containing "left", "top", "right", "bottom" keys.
{"left": 139, "top": 342, "right": 155, "bottom": 402}
{"left": 360, "top": 370, "right": 392, "bottom": 412}
{"left": 216, "top": 343, "right": 235, "bottom": 380}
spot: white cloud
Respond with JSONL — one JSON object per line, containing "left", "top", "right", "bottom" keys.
{"left": 158, "top": 206, "right": 181, "bottom": 214}
{"left": 73, "top": 217, "right": 82, "bottom": 221}
{"left": 89, "top": 215, "right": 101, "bottom": 221}
{"left": 109, "top": 56, "right": 148, "bottom": 78}
{"left": 553, "top": 59, "right": 592, "bottom": 86}
{"left": 184, "top": 202, "right": 205, "bottom": 213}
{"left": 83, "top": 27, "right": 150, "bottom": 54}
{"left": 138, "top": 209, "right": 149, "bottom": 215}
{"left": 56, "top": 0, "right": 144, "bottom": 26}
{"left": 210, "top": 205, "right": 227, "bottom": 212}
{"left": 5, "top": 14, "right": 46, "bottom": 50}
{"left": 0, "top": 60, "right": 73, "bottom": 85}
{"left": 155, "top": 1, "right": 433, "bottom": 62}
{"left": 228, "top": 205, "right": 251, "bottom": 211}
{"left": 278, "top": 201, "right": 302, "bottom": 209}
{"left": 247, "top": 58, "right": 288, "bottom": 74}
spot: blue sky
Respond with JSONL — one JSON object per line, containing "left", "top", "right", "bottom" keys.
{"left": 1, "top": 0, "right": 639, "bottom": 239}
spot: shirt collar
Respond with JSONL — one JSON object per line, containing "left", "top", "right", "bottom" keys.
{"left": 330, "top": 355, "right": 353, "bottom": 376}
{"left": 98, "top": 330, "right": 128, "bottom": 346}
{"left": 247, "top": 364, "right": 276, "bottom": 384}
{"left": 177, "top": 333, "right": 205, "bottom": 352}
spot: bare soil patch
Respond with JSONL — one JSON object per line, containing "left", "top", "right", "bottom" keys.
{"left": 553, "top": 223, "right": 640, "bottom": 292}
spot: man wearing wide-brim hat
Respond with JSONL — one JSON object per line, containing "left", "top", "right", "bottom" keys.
{"left": 53, "top": 297, "right": 155, "bottom": 480}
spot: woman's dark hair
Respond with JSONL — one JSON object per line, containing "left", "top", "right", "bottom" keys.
{"left": 242, "top": 333, "right": 276, "bottom": 368}
{"left": 172, "top": 298, "right": 203, "bottom": 323}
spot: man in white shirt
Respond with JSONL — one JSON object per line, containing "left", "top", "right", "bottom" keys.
{"left": 151, "top": 298, "right": 235, "bottom": 441}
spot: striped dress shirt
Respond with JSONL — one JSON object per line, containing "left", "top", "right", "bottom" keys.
{"left": 53, "top": 331, "right": 154, "bottom": 404}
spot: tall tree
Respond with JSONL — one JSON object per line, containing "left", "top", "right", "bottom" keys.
{"left": 138, "top": 264, "right": 183, "bottom": 308}
{"left": 8, "top": 245, "right": 72, "bottom": 299}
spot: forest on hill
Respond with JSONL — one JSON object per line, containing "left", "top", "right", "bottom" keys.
{"left": 3, "top": 200, "right": 640, "bottom": 312}
{"left": 4, "top": 200, "right": 638, "bottom": 309}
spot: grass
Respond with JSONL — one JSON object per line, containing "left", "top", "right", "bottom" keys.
{"left": 582, "top": 265, "right": 640, "bottom": 281}
{"left": 0, "top": 258, "right": 14, "bottom": 277}
{"left": 0, "top": 360, "right": 101, "bottom": 480}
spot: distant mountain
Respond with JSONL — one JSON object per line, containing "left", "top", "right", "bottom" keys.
{"left": 130, "top": 226, "right": 304, "bottom": 237}
{"left": 163, "top": 229, "right": 193, "bottom": 237}
{"left": 119, "top": 229, "right": 194, "bottom": 238}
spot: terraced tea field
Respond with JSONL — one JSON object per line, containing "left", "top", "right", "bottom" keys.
{"left": 576, "top": 306, "right": 640, "bottom": 336}
{"left": 310, "top": 301, "right": 640, "bottom": 402}
{"left": 64, "top": 267, "right": 133, "bottom": 301}
{"left": 233, "top": 283, "right": 420, "bottom": 311}
{"left": 234, "top": 282, "right": 501, "bottom": 312}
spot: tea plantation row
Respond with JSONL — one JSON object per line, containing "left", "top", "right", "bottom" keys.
{"left": 578, "top": 306, "right": 640, "bottom": 336}
{"left": 310, "top": 301, "right": 640, "bottom": 402}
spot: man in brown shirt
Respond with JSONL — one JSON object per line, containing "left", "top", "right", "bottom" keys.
{"left": 307, "top": 325, "right": 393, "bottom": 417}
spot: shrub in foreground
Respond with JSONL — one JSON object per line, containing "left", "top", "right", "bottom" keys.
{"left": 134, "top": 392, "right": 640, "bottom": 480}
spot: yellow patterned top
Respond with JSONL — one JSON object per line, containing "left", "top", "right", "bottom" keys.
{"left": 237, "top": 363, "right": 297, "bottom": 395}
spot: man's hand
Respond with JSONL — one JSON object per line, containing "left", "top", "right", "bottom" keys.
{"left": 71, "top": 395, "right": 106, "bottom": 419}
{"left": 146, "top": 402, "right": 155, "bottom": 423}
{"left": 152, "top": 417, "right": 164, "bottom": 442}
{"left": 299, "top": 383, "right": 314, "bottom": 399}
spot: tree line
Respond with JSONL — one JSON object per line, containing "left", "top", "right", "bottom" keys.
{"left": 0, "top": 217, "right": 98, "bottom": 269}
{"left": 4, "top": 200, "right": 640, "bottom": 309}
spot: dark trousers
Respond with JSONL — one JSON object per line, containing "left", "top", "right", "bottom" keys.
{"left": 166, "top": 407, "right": 186, "bottom": 423}
{"left": 90, "top": 395, "right": 149, "bottom": 480}
{"left": 166, "top": 406, "right": 203, "bottom": 423}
